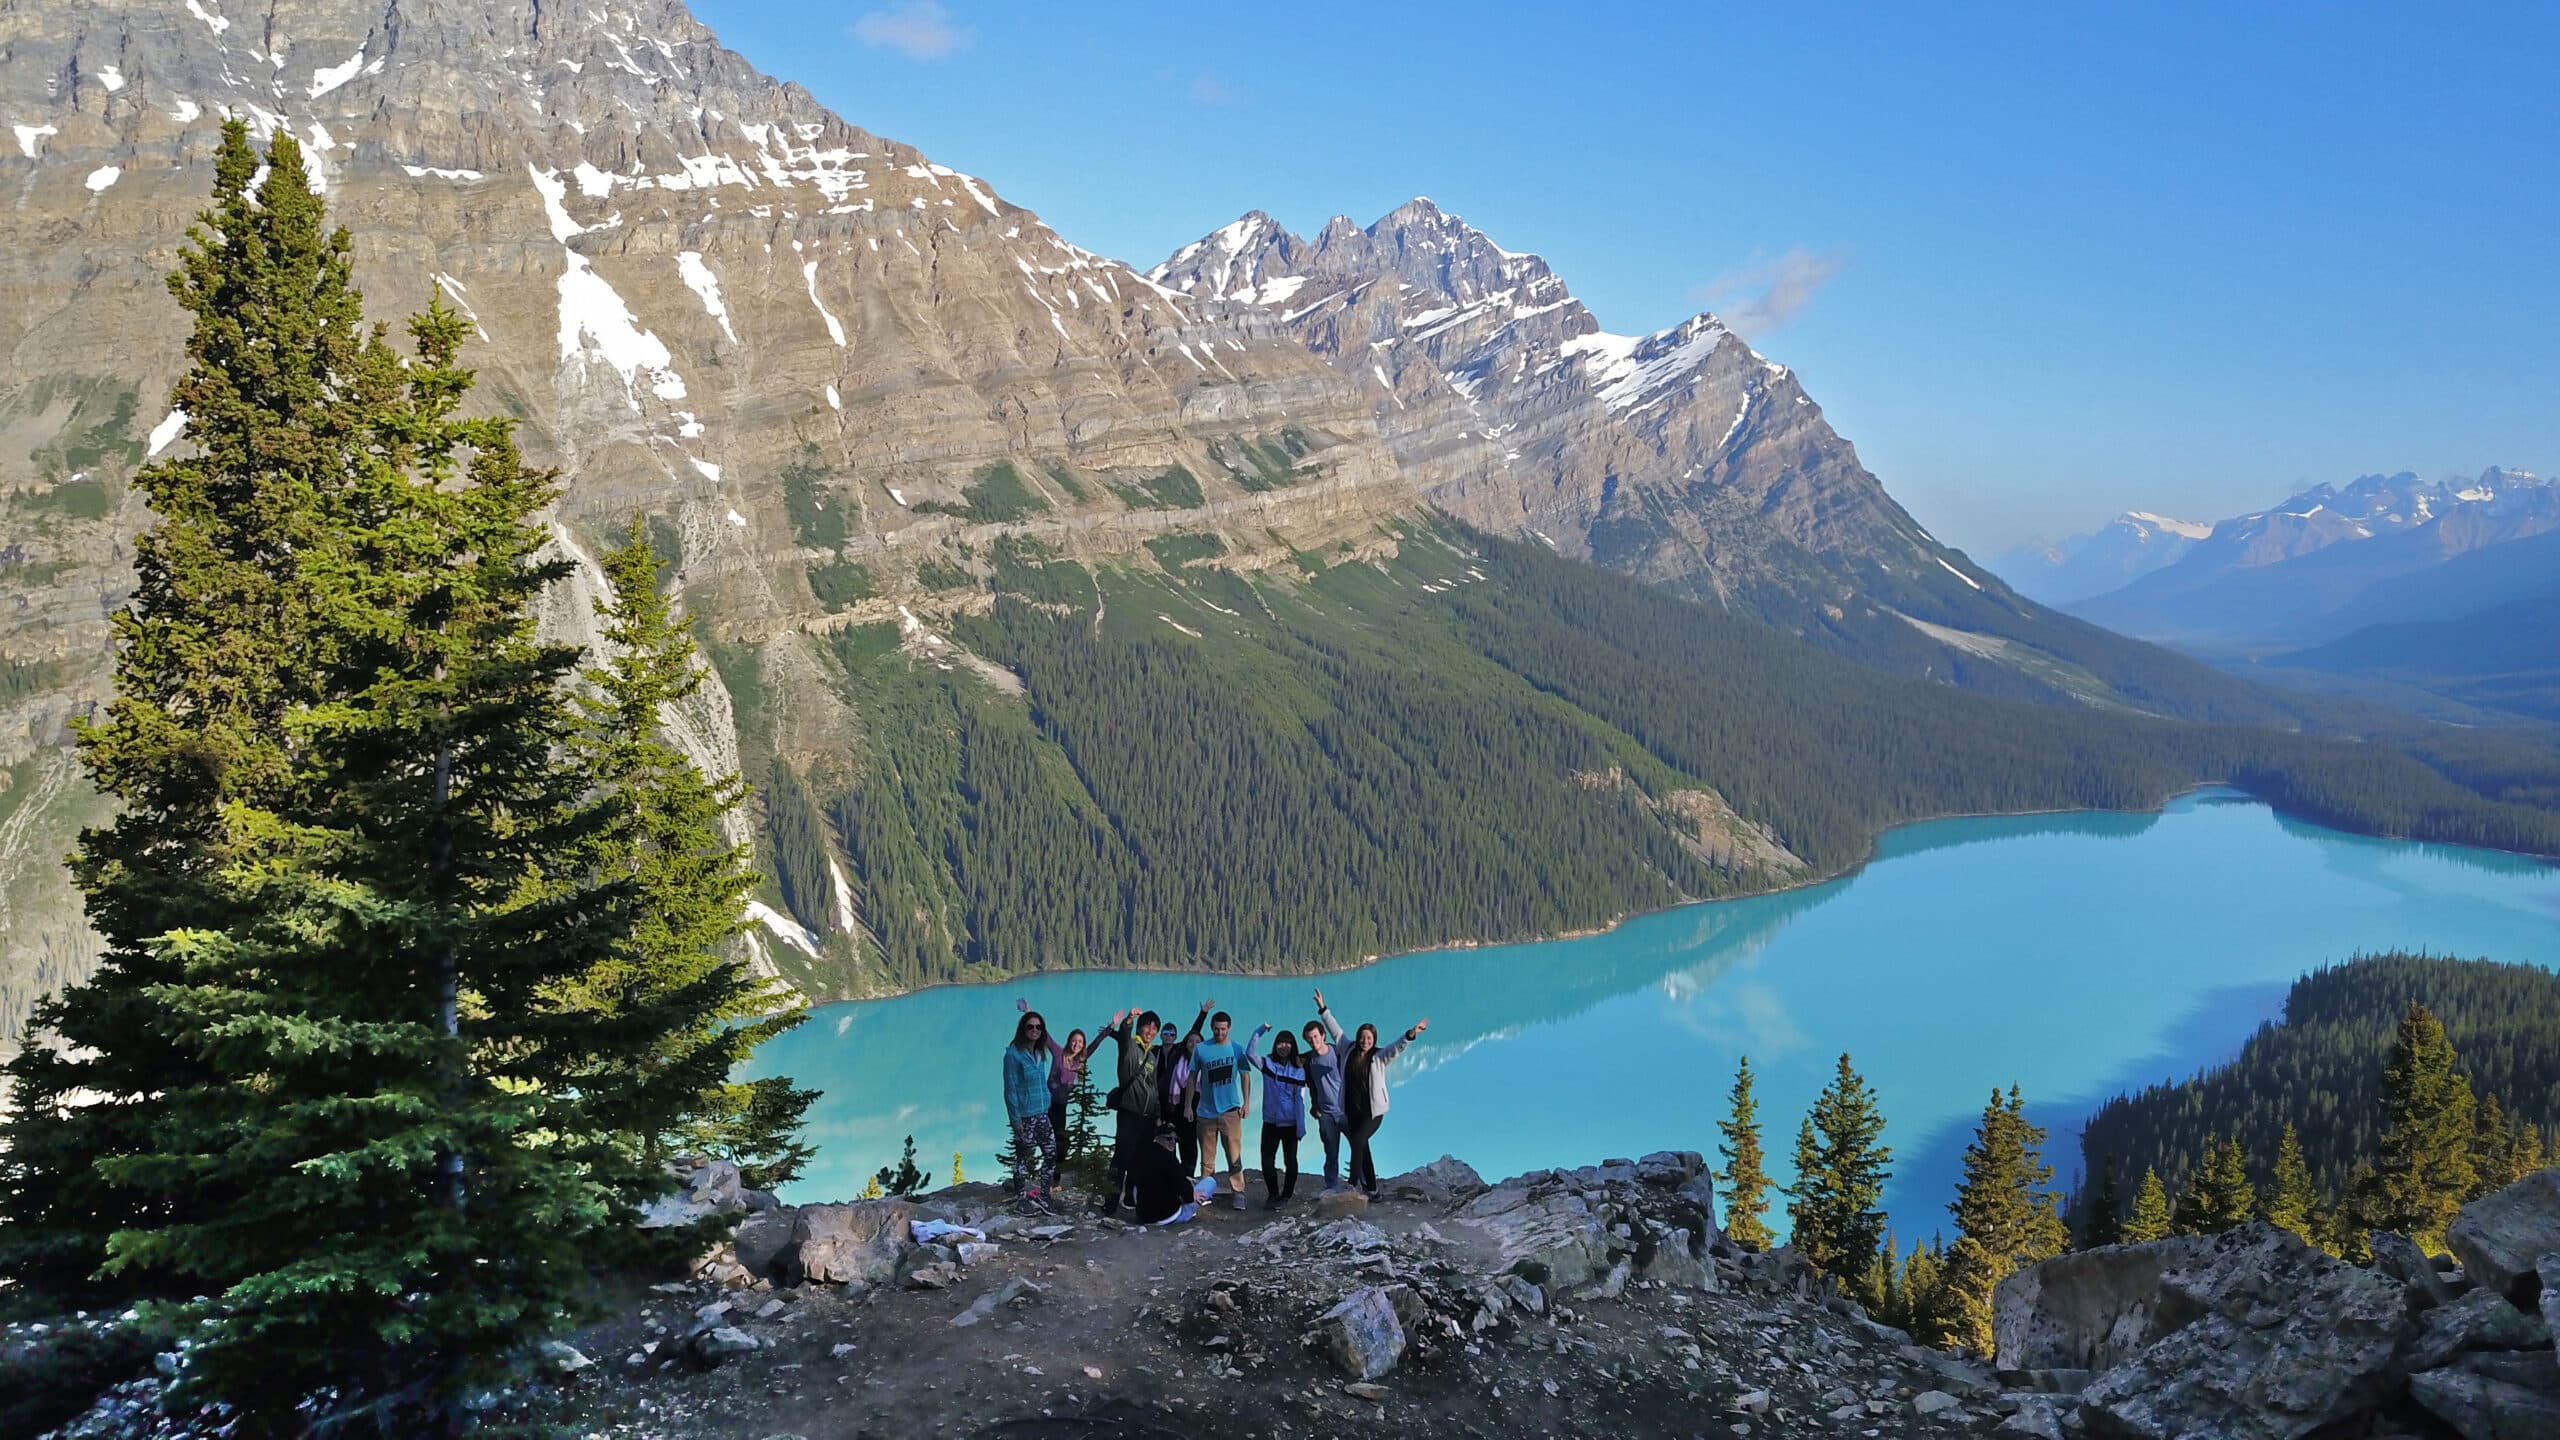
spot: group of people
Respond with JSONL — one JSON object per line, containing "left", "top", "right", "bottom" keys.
{"left": 1002, "top": 989, "right": 1429, "bottom": 1222}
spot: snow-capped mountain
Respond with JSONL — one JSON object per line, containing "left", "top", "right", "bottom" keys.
{"left": 1149, "top": 200, "right": 1970, "bottom": 609}
{"left": 2069, "top": 468, "right": 2558, "bottom": 648}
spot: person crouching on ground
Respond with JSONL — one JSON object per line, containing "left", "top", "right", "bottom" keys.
{"left": 1300, "top": 989, "right": 1349, "bottom": 1191}
{"left": 1248, "top": 1022, "right": 1311, "bottom": 1208}
{"left": 1004, "top": 1010, "right": 1064, "bottom": 1213}
{"left": 1189, "top": 1009, "right": 1252, "bottom": 1210}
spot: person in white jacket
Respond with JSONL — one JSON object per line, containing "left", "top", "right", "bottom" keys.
{"left": 1340, "top": 1015, "right": 1428, "bottom": 1196}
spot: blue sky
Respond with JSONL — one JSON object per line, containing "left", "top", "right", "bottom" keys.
{"left": 692, "top": 0, "right": 2559, "bottom": 552}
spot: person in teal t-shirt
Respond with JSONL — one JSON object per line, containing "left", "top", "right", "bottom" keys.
{"left": 1189, "top": 1011, "right": 1250, "bottom": 1210}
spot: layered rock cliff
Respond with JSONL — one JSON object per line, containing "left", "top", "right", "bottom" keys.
{"left": 0, "top": 0, "right": 1417, "bottom": 1031}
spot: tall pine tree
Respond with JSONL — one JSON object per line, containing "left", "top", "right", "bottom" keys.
{"left": 1940, "top": 1086, "right": 2068, "bottom": 1351}
{"left": 1787, "top": 1053, "right": 1892, "bottom": 1306}
{"left": 0, "top": 126, "right": 800, "bottom": 1434}
{"left": 548, "top": 522, "right": 818, "bottom": 1202}
{"left": 1718, "top": 1055, "right": 1775, "bottom": 1251}
{"left": 2355, "top": 1001, "right": 2477, "bottom": 1251}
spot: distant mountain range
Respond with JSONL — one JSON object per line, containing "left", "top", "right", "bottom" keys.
{"left": 1988, "top": 512, "right": 2212, "bottom": 606}
{"left": 1994, "top": 469, "right": 2558, "bottom": 722}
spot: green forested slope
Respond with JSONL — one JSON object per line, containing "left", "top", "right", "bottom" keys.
{"left": 760, "top": 525, "right": 2560, "bottom": 994}
{"left": 2075, "top": 954, "right": 2560, "bottom": 1202}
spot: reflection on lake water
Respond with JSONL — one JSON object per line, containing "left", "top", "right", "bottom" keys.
{"left": 749, "top": 791, "right": 2559, "bottom": 1233}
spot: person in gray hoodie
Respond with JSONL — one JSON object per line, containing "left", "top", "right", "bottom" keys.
{"left": 1297, "top": 989, "right": 1350, "bottom": 1191}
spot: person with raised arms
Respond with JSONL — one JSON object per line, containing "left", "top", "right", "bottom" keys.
{"left": 1091, "top": 1006, "right": 1152, "bottom": 1216}
{"left": 1157, "top": 1000, "right": 1212, "bottom": 1178}
{"left": 1247, "top": 1021, "right": 1311, "bottom": 1208}
{"left": 1299, "top": 989, "right": 1350, "bottom": 1191}
{"left": 1341, "top": 1014, "right": 1429, "bottom": 1197}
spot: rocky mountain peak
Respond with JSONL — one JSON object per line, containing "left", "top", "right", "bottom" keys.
{"left": 1153, "top": 203, "right": 1953, "bottom": 602}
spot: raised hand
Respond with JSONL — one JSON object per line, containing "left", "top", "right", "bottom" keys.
{"left": 1412, "top": 1018, "right": 1431, "bottom": 1035}
{"left": 1015, "top": 997, "right": 1028, "bottom": 1013}
{"left": 1312, "top": 987, "right": 1325, "bottom": 1008}
{"left": 1200, "top": 998, "right": 1215, "bottom": 1013}
{"left": 1253, "top": 1021, "right": 1272, "bottom": 1035}
{"left": 1112, "top": 1008, "right": 1129, "bottom": 1025}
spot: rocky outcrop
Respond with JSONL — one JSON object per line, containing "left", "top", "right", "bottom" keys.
{"left": 1991, "top": 1168, "right": 2560, "bottom": 1440}
{"left": 783, "top": 1199, "right": 916, "bottom": 1288}
{"left": 2447, "top": 1168, "right": 2560, "bottom": 1307}
{"left": 2069, "top": 1227, "right": 2410, "bottom": 1440}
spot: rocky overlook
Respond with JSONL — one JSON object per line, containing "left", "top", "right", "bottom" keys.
{"left": 34, "top": 1148, "right": 2560, "bottom": 1438}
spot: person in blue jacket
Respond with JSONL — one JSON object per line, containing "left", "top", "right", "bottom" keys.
{"left": 1247, "top": 1022, "right": 1312, "bottom": 1207}
{"left": 1003, "top": 1010, "right": 1062, "bottom": 1213}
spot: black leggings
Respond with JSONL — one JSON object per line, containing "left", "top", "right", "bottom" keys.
{"left": 1049, "top": 1092, "right": 1071, "bottom": 1164}
{"left": 1347, "top": 1115, "right": 1384, "bottom": 1192}
{"left": 1260, "top": 1123, "right": 1301, "bottom": 1200}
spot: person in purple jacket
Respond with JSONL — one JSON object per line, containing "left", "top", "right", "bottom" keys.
{"left": 1247, "top": 1023, "right": 1311, "bottom": 1207}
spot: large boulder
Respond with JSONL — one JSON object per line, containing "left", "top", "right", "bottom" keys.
{"left": 1994, "top": 1234, "right": 2219, "bottom": 1371}
{"left": 732, "top": 1205, "right": 798, "bottom": 1281}
{"left": 1461, "top": 1188, "right": 1611, "bottom": 1289}
{"left": 1319, "top": 1287, "right": 1409, "bottom": 1380}
{"left": 2371, "top": 1229, "right": 2463, "bottom": 1310}
{"left": 2070, "top": 1225, "right": 2416, "bottom": 1440}
{"left": 2447, "top": 1168, "right": 2560, "bottom": 1308}
{"left": 2406, "top": 1287, "right": 2552, "bottom": 1373}
{"left": 786, "top": 1200, "right": 917, "bottom": 1289}
{"left": 1384, "top": 1155, "right": 1486, "bottom": 1206}
{"left": 2409, "top": 1353, "right": 2560, "bottom": 1440}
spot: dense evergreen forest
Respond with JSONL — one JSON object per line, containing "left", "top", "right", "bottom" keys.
{"left": 2076, "top": 954, "right": 2560, "bottom": 1215}
{"left": 756, "top": 525, "right": 2560, "bottom": 993}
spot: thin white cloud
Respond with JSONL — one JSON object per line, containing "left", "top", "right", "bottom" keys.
{"left": 1189, "top": 73, "right": 1234, "bottom": 105}
{"left": 851, "top": 1, "right": 972, "bottom": 60}
{"left": 1697, "top": 246, "right": 1846, "bottom": 338}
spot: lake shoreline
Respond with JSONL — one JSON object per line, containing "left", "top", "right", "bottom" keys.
{"left": 807, "top": 780, "right": 2260, "bottom": 1009}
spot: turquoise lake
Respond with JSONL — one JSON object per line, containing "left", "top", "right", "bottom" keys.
{"left": 750, "top": 790, "right": 2560, "bottom": 1233}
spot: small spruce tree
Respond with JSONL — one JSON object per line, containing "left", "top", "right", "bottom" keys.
{"left": 2081, "top": 1156, "right": 2124, "bottom": 1248}
{"left": 2124, "top": 1167, "right": 2173, "bottom": 1243}
{"left": 551, "top": 520, "right": 818, "bottom": 1202}
{"left": 1717, "top": 1055, "right": 1775, "bottom": 1250}
{"left": 2262, "top": 1123, "right": 2318, "bottom": 1242}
